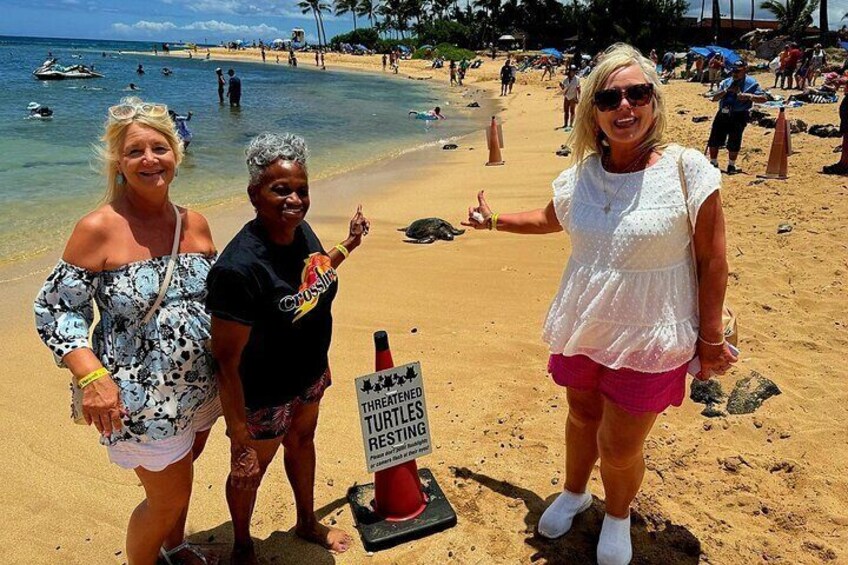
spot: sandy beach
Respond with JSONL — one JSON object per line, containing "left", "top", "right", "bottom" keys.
{"left": 1, "top": 50, "right": 846, "bottom": 564}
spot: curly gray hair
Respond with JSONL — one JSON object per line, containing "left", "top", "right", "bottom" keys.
{"left": 245, "top": 132, "right": 309, "bottom": 187}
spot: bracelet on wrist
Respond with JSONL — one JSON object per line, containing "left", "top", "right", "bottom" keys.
{"left": 78, "top": 367, "right": 109, "bottom": 389}
{"left": 698, "top": 335, "right": 725, "bottom": 347}
{"left": 489, "top": 212, "right": 500, "bottom": 231}
{"left": 334, "top": 243, "right": 350, "bottom": 258}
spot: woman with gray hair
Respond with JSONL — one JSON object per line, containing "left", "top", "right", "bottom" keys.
{"left": 463, "top": 44, "right": 736, "bottom": 563}
{"left": 207, "top": 132, "right": 369, "bottom": 563}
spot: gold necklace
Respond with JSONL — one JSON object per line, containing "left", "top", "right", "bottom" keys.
{"left": 601, "top": 149, "right": 654, "bottom": 214}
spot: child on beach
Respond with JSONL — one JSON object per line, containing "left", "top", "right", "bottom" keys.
{"left": 463, "top": 43, "right": 736, "bottom": 565}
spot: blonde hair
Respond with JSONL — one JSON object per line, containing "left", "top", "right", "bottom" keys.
{"left": 570, "top": 43, "right": 667, "bottom": 166}
{"left": 96, "top": 96, "right": 184, "bottom": 202}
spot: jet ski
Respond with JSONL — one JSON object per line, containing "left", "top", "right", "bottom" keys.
{"left": 26, "top": 102, "right": 54, "bottom": 120}
{"left": 33, "top": 58, "right": 104, "bottom": 80}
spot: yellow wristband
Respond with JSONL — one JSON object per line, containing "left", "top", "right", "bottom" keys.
{"left": 334, "top": 243, "right": 350, "bottom": 259}
{"left": 490, "top": 213, "right": 499, "bottom": 231}
{"left": 78, "top": 368, "right": 109, "bottom": 389}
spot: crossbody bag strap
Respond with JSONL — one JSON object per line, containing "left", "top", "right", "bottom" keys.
{"left": 141, "top": 203, "right": 182, "bottom": 325}
{"left": 676, "top": 147, "right": 700, "bottom": 288}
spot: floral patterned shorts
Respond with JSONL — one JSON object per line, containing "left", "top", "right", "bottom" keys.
{"left": 245, "top": 368, "right": 331, "bottom": 440}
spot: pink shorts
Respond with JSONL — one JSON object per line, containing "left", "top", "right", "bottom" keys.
{"left": 548, "top": 354, "right": 687, "bottom": 414}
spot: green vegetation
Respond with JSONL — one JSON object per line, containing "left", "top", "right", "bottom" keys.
{"left": 411, "top": 43, "right": 476, "bottom": 61}
{"left": 323, "top": 0, "right": 691, "bottom": 53}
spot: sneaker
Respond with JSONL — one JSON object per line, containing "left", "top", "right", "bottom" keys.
{"left": 727, "top": 164, "right": 738, "bottom": 175}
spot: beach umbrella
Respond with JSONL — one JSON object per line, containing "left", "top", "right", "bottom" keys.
{"left": 540, "top": 48, "right": 563, "bottom": 59}
{"left": 705, "top": 45, "right": 741, "bottom": 65}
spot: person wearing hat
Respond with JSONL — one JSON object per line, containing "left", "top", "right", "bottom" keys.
{"left": 560, "top": 65, "right": 581, "bottom": 131}
{"left": 707, "top": 60, "right": 766, "bottom": 174}
{"left": 216, "top": 67, "right": 225, "bottom": 104}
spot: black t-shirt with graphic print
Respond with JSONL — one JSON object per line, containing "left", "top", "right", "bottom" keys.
{"left": 207, "top": 219, "right": 337, "bottom": 409}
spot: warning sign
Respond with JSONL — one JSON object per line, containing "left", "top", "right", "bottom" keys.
{"left": 355, "top": 362, "right": 432, "bottom": 474}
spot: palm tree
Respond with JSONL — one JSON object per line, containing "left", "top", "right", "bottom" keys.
{"left": 298, "top": 0, "right": 331, "bottom": 48}
{"left": 357, "top": 0, "right": 378, "bottom": 27}
{"left": 819, "top": 0, "right": 827, "bottom": 42}
{"left": 759, "top": 0, "right": 819, "bottom": 39}
{"left": 298, "top": 0, "right": 324, "bottom": 48}
{"left": 335, "top": 0, "right": 359, "bottom": 30}
{"left": 730, "top": 0, "right": 735, "bottom": 30}
{"left": 712, "top": 0, "right": 721, "bottom": 40}
{"left": 315, "top": 0, "right": 331, "bottom": 46}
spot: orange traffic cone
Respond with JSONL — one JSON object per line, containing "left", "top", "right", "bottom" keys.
{"left": 485, "top": 116, "right": 504, "bottom": 166}
{"left": 372, "top": 331, "right": 427, "bottom": 521}
{"left": 759, "top": 107, "right": 789, "bottom": 180}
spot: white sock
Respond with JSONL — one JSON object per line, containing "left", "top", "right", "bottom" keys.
{"left": 537, "top": 489, "right": 592, "bottom": 539}
{"left": 597, "top": 513, "right": 632, "bottom": 565}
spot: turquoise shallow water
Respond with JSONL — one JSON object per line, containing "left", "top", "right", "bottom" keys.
{"left": 0, "top": 36, "right": 487, "bottom": 264}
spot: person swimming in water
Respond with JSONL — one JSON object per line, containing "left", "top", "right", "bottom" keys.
{"left": 169, "top": 110, "right": 193, "bottom": 149}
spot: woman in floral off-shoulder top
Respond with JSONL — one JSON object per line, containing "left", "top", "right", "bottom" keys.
{"left": 463, "top": 44, "right": 737, "bottom": 564}
{"left": 34, "top": 96, "right": 219, "bottom": 565}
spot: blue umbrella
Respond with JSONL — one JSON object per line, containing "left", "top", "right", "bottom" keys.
{"left": 705, "top": 45, "right": 741, "bottom": 66}
{"left": 540, "top": 48, "right": 563, "bottom": 59}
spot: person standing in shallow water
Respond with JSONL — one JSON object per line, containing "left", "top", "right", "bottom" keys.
{"left": 463, "top": 43, "right": 736, "bottom": 565}
{"left": 207, "top": 133, "right": 370, "bottom": 564}
{"left": 216, "top": 67, "right": 225, "bottom": 104}
{"left": 227, "top": 68, "right": 241, "bottom": 107}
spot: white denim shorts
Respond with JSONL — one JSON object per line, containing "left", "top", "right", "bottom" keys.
{"left": 107, "top": 396, "right": 222, "bottom": 472}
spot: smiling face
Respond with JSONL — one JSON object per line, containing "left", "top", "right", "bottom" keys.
{"left": 594, "top": 64, "right": 655, "bottom": 151}
{"left": 250, "top": 160, "right": 310, "bottom": 234}
{"left": 118, "top": 122, "right": 176, "bottom": 193}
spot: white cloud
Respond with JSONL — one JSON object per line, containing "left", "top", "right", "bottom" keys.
{"left": 112, "top": 20, "right": 178, "bottom": 33}
{"left": 113, "top": 18, "right": 282, "bottom": 37}
{"left": 182, "top": 19, "right": 281, "bottom": 35}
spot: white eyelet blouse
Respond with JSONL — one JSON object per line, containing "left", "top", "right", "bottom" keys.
{"left": 542, "top": 145, "right": 722, "bottom": 373}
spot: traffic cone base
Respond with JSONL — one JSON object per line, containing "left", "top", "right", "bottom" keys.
{"left": 347, "top": 468, "right": 457, "bottom": 552}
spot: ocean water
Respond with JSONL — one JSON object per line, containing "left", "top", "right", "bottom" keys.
{"left": 0, "top": 36, "right": 488, "bottom": 264}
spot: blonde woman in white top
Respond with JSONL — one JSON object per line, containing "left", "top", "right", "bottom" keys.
{"left": 463, "top": 43, "right": 737, "bottom": 564}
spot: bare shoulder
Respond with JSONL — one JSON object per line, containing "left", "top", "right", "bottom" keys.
{"left": 179, "top": 206, "right": 216, "bottom": 254}
{"left": 62, "top": 205, "right": 122, "bottom": 271}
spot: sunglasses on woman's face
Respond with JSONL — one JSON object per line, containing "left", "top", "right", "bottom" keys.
{"left": 593, "top": 83, "right": 654, "bottom": 112}
{"left": 108, "top": 103, "right": 168, "bottom": 121}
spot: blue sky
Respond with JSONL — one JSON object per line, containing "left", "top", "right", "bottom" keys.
{"left": 0, "top": 0, "right": 845, "bottom": 43}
